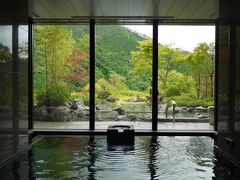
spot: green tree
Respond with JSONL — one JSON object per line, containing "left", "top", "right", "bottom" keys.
{"left": 34, "top": 25, "right": 74, "bottom": 105}
{"left": 186, "top": 42, "right": 214, "bottom": 98}
{"left": 0, "top": 43, "right": 12, "bottom": 105}
{"left": 165, "top": 70, "right": 196, "bottom": 97}
{"left": 130, "top": 41, "right": 184, "bottom": 91}
{"left": 0, "top": 43, "right": 11, "bottom": 62}
{"left": 158, "top": 45, "right": 183, "bottom": 89}
{"left": 130, "top": 39, "right": 152, "bottom": 91}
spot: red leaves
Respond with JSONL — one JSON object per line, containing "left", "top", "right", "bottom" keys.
{"left": 64, "top": 50, "right": 89, "bottom": 85}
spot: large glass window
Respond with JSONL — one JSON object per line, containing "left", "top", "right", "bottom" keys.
{"left": 95, "top": 25, "right": 152, "bottom": 129}
{"left": 0, "top": 25, "right": 29, "bottom": 162}
{"left": 157, "top": 25, "right": 215, "bottom": 130}
{"left": 33, "top": 25, "right": 89, "bottom": 129}
{"left": 0, "top": 26, "right": 12, "bottom": 129}
{"left": 32, "top": 23, "right": 218, "bottom": 131}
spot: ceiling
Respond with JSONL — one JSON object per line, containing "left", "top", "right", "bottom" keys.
{"left": 29, "top": 0, "right": 219, "bottom": 22}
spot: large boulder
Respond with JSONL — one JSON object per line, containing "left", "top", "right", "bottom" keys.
{"left": 113, "top": 107, "right": 125, "bottom": 115}
{"left": 33, "top": 106, "right": 48, "bottom": 121}
{"left": 34, "top": 105, "right": 87, "bottom": 122}
{"left": 195, "top": 106, "right": 207, "bottom": 112}
{"left": 125, "top": 115, "right": 137, "bottom": 121}
{"left": 96, "top": 111, "right": 119, "bottom": 120}
{"left": 74, "top": 98, "right": 87, "bottom": 110}
{"left": 96, "top": 100, "right": 112, "bottom": 110}
{"left": 52, "top": 106, "right": 71, "bottom": 121}
{"left": 116, "top": 115, "right": 126, "bottom": 121}
{"left": 105, "top": 96, "right": 117, "bottom": 102}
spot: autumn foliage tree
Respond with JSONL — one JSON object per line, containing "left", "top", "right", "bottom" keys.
{"left": 64, "top": 50, "right": 89, "bottom": 89}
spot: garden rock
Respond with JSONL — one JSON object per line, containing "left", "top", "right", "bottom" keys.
{"left": 113, "top": 107, "right": 125, "bottom": 115}
{"left": 196, "top": 114, "right": 209, "bottom": 119}
{"left": 74, "top": 98, "right": 87, "bottom": 110}
{"left": 70, "top": 103, "right": 78, "bottom": 110}
{"left": 33, "top": 106, "right": 48, "bottom": 121}
{"left": 96, "top": 100, "right": 112, "bottom": 110}
{"left": 188, "top": 107, "right": 195, "bottom": 112}
{"left": 103, "top": 111, "right": 119, "bottom": 119}
{"left": 181, "top": 107, "right": 188, "bottom": 113}
{"left": 195, "top": 106, "right": 207, "bottom": 112}
{"left": 115, "top": 99, "right": 127, "bottom": 107}
{"left": 106, "top": 96, "right": 117, "bottom": 102}
{"left": 116, "top": 115, "right": 126, "bottom": 121}
{"left": 97, "top": 111, "right": 119, "bottom": 120}
{"left": 125, "top": 115, "right": 137, "bottom": 121}
{"left": 53, "top": 106, "right": 71, "bottom": 121}
{"left": 34, "top": 105, "right": 87, "bottom": 122}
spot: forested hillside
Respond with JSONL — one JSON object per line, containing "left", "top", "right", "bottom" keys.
{"left": 69, "top": 25, "right": 145, "bottom": 80}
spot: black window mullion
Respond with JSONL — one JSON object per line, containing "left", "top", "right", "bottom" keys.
{"left": 152, "top": 20, "right": 158, "bottom": 131}
{"left": 12, "top": 24, "right": 19, "bottom": 130}
{"left": 89, "top": 19, "right": 95, "bottom": 130}
{"left": 28, "top": 22, "right": 33, "bottom": 130}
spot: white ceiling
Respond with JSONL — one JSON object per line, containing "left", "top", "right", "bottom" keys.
{"left": 29, "top": 0, "right": 219, "bottom": 21}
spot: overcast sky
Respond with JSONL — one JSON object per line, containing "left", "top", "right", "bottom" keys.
{"left": 0, "top": 25, "right": 215, "bottom": 53}
{"left": 0, "top": 26, "right": 12, "bottom": 51}
{"left": 125, "top": 25, "right": 215, "bottom": 52}
{"left": 0, "top": 25, "right": 28, "bottom": 53}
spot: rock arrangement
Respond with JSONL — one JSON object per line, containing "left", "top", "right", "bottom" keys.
{"left": 34, "top": 98, "right": 88, "bottom": 122}
{"left": 34, "top": 98, "right": 212, "bottom": 122}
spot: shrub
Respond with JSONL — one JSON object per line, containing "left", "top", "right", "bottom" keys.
{"left": 169, "top": 96, "right": 214, "bottom": 107}
{"left": 35, "top": 88, "right": 70, "bottom": 107}
{"left": 70, "top": 91, "right": 90, "bottom": 106}
{"left": 95, "top": 78, "right": 112, "bottom": 100}
{"left": 165, "top": 86, "right": 181, "bottom": 97}
{"left": 97, "top": 89, "right": 111, "bottom": 99}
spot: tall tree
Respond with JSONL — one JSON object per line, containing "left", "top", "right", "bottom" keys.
{"left": 131, "top": 41, "right": 184, "bottom": 91}
{"left": 158, "top": 45, "right": 183, "bottom": 89}
{"left": 186, "top": 42, "right": 214, "bottom": 98}
{"left": 130, "top": 39, "right": 152, "bottom": 91}
{"left": 34, "top": 25, "right": 74, "bottom": 99}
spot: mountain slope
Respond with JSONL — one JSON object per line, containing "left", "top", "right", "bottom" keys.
{"left": 69, "top": 25, "right": 146, "bottom": 80}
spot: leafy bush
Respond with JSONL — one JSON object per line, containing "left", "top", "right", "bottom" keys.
{"left": 35, "top": 88, "right": 70, "bottom": 107}
{"left": 168, "top": 96, "right": 214, "bottom": 107}
{"left": 70, "top": 91, "right": 90, "bottom": 106}
{"left": 98, "top": 90, "right": 111, "bottom": 99}
{"left": 95, "top": 78, "right": 112, "bottom": 100}
{"left": 165, "top": 86, "right": 181, "bottom": 97}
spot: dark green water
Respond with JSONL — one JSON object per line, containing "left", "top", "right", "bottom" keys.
{"left": 0, "top": 136, "right": 239, "bottom": 180}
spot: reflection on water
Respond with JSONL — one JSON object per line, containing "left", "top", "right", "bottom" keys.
{"left": 0, "top": 136, "right": 240, "bottom": 180}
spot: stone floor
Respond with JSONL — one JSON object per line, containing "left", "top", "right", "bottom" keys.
{"left": 34, "top": 121, "right": 214, "bottom": 130}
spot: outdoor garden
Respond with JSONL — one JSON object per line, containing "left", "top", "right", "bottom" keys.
{"left": 33, "top": 25, "right": 215, "bottom": 123}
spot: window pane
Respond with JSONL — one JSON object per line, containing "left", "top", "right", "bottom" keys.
{"left": 95, "top": 25, "right": 152, "bottom": 129}
{"left": 0, "top": 26, "right": 12, "bottom": 129}
{"left": 157, "top": 25, "right": 215, "bottom": 130}
{"left": 33, "top": 25, "right": 89, "bottom": 129}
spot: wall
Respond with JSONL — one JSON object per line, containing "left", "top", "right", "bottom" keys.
{"left": 216, "top": 0, "right": 240, "bottom": 164}
{"left": 0, "top": 0, "right": 29, "bottom": 165}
